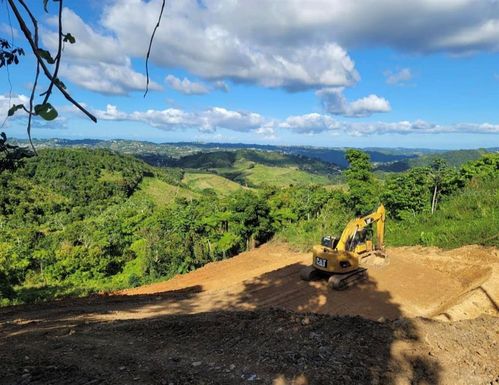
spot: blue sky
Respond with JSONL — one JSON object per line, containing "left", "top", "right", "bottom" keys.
{"left": 1, "top": 0, "right": 499, "bottom": 149}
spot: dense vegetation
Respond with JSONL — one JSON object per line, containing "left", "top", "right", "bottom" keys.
{"left": 0, "top": 147, "right": 497, "bottom": 305}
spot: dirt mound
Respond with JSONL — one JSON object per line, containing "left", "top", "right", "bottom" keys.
{"left": 117, "top": 242, "right": 499, "bottom": 321}
{"left": 1, "top": 309, "right": 497, "bottom": 385}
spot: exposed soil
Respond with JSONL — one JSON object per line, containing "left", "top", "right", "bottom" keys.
{"left": 1, "top": 243, "right": 498, "bottom": 384}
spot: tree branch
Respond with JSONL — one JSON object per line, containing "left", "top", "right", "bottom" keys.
{"left": 42, "top": 0, "right": 63, "bottom": 105}
{"left": 7, "top": 0, "right": 97, "bottom": 123}
{"left": 144, "top": 0, "right": 165, "bottom": 97}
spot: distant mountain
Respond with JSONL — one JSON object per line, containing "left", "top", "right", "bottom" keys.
{"left": 13, "top": 138, "right": 421, "bottom": 168}
{"left": 12, "top": 138, "right": 497, "bottom": 171}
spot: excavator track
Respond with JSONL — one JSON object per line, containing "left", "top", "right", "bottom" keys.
{"left": 327, "top": 268, "right": 368, "bottom": 290}
{"left": 300, "top": 265, "right": 319, "bottom": 281}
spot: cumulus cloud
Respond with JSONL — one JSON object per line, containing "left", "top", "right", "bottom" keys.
{"left": 279, "top": 113, "right": 339, "bottom": 134}
{"left": 59, "top": 62, "right": 161, "bottom": 95}
{"left": 206, "top": 0, "right": 499, "bottom": 54}
{"left": 36, "top": 0, "right": 499, "bottom": 95}
{"left": 166, "top": 75, "right": 210, "bottom": 95}
{"left": 94, "top": 104, "right": 274, "bottom": 136}
{"left": 317, "top": 88, "right": 391, "bottom": 117}
{"left": 0, "top": 94, "right": 67, "bottom": 129}
{"left": 42, "top": 8, "right": 161, "bottom": 95}
{"left": 102, "top": 1, "right": 359, "bottom": 90}
{"left": 0, "top": 94, "right": 29, "bottom": 119}
{"left": 279, "top": 115, "right": 499, "bottom": 136}
{"left": 385, "top": 68, "right": 413, "bottom": 85}
{"left": 92, "top": 103, "right": 498, "bottom": 137}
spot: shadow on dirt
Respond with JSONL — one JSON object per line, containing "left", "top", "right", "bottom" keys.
{"left": 220, "top": 263, "right": 442, "bottom": 384}
{"left": 0, "top": 263, "right": 444, "bottom": 384}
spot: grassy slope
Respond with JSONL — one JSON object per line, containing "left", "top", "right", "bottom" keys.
{"left": 182, "top": 172, "right": 244, "bottom": 195}
{"left": 134, "top": 177, "right": 196, "bottom": 207}
{"left": 242, "top": 163, "right": 331, "bottom": 187}
{"left": 386, "top": 177, "right": 499, "bottom": 248}
{"left": 169, "top": 149, "right": 338, "bottom": 187}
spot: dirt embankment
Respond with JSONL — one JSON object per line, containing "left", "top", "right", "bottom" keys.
{"left": 1, "top": 243, "right": 498, "bottom": 385}
{"left": 117, "top": 242, "right": 499, "bottom": 322}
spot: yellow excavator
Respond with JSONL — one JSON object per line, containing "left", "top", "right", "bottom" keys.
{"left": 300, "top": 204, "right": 386, "bottom": 290}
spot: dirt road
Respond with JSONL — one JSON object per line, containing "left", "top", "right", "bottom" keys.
{"left": 1, "top": 243, "right": 498, "bottom": 385}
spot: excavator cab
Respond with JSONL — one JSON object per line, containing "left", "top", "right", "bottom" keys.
{"left": 321, "top": 235, "right": 339, "bottom": 249}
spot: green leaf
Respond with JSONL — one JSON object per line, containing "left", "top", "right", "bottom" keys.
{"left": 34, "top": 103, "right": 58, "bottom": 121}
{"left": 63, "top": 33, "right": 76, "bottom": 44}
{"left": 37, "top": 49, "right": 55, "bottom": 64}
{"left": 7, "top": 104, "right": 24, "bottom": 117}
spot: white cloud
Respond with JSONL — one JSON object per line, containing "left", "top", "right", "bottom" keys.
{"left": 94, "top": 104, "right": 273, "bottom": 136}
{"left": 279, "top": 115, "right": 499, "bottom": 136}
{"left": 93, "top": 104, "right": 499, "bottom": 137}
{"left": 166, "top": 75, "right": 210, "bottom": 95}
{"left": 0, "top": 94, "right": 29, "bottom": 120}
{"left": 102, "top": 1, "right": 359, "bottom": 90}
{"left": 385, "top": 68, "right": 413, "bottom": 85}
{"left": 317, "top": 88, "right": 391, "bottom": 117}
{"left": 42, "top": 8, "right": 162, "bottom": 95}
{"left": 279, "top": 113, "right": 339, "bottom": 134}
{"left": 200, "top": 107, "right": 267, "bottom": 133}
{"left": 208, "top": 0, "right": 499, "bottom": 54}
{"left": 59, "top": 62, "right": 162, "bottom": 95}
{"left": 0, "top": 94, "right": 67, "bottom": 129}
{"left": 35, "top": 0, "right": 499, "bottom": 96}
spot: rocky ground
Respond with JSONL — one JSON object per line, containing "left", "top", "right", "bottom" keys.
{"left": 1, "top": 309, "right": 498, "bottom": 385}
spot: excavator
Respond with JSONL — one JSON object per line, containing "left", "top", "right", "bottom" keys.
{"left": 300, "top": 204, "right": 387, "bottom": 290}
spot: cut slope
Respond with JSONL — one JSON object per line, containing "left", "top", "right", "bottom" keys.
{"left": 119, "top": 243, "right": 499, "bottom": 321}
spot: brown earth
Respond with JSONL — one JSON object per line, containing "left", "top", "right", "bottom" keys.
{"left": 1, "top": 243, "right": 498, "bottom": 385}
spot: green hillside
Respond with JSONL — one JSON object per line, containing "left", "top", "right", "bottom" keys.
{"left": 0, "top": 147, "right": 497, "bottom": 306}
{"left": 135, "top": 177, "right": 196, "bottom": 207}
{"left": 386, "top": 176, "right": 498, "bottom": 248}
{"left": 182, "top": 172, "right": 244, "bottom": 195}
{"left": 377, "top": 149, "right": 492, "bottom": 172}
{"left": 170, "top": 149, "right": 339, "bottom": 187}
{"left": 241, "top": 163, "right": 331, "bottom": 187}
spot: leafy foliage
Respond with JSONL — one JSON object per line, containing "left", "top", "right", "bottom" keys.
{"left": 343, "top": 149, "right": 380, "bottom": 215}
{"left": 0, "top": 38, "right": 24, "bottom": 67}
{"left": 0, "top": 148, "right": 496, "bottom": 305}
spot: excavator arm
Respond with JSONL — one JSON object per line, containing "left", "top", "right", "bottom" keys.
{"left": 336, "top": 204, "right": 385, "bottom": 252}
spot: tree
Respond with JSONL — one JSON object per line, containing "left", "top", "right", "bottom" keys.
{"left": 428, "top": 159, "right": 462, "bottom": 214}
{"left": 382, "top": 167, "right": 432, "bottom": 219}
{"left": 460, "top": 153, "right": 499, "bottom": 180}
{"left": 344, "top": 149, "right": 379, "bottom": 215}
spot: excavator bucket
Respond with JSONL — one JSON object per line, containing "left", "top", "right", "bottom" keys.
{"left": 359, "top": 250, "right": 390, "bottom": 268}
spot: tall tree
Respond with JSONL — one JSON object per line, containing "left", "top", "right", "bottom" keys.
{"left": 344, "top": 149, "right": 379, "bottom": 215}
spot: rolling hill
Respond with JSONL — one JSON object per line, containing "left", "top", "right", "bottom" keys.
{"left": 376, "top": 149, "right": 494, "bottom": 172}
